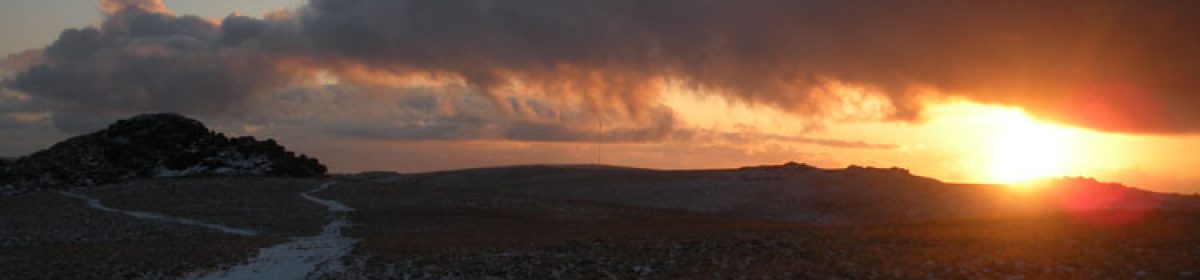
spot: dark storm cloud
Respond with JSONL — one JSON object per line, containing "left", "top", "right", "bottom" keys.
{"left": 295, "top": 85, "right": 681, "bottom": 143}
{"left": 286, "top": 0, "right": 1200, "bottom": 133}
{"left": 4, "top": 3, "right": 301, "bottom": 119}
{"left": 273, "top": 84, "right": 895, "bottom": 149}
{"left": 5, "top": 0, "right": 1200, "bottom": 134}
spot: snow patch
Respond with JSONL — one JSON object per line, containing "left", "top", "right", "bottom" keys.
{"left": 302, "top": 182, "right": 354, "bottom": 213}
{"left": 152, "top": 149, "right": 275, "bottom": 178}
{"left": 186, "top": 182, "right": 357, "bottom": 280}
{"left": 153, "top": 165, "right": 210, "bottom": 178}
{"left": 58, "top": 191, "right": 259, "bottom": 236}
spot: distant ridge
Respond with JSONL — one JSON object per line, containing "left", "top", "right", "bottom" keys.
{"left": 357, "top": 162, "right": 1199, "bottom": 225}
{"left": 0, "top": 113, "right": 326, "bottom": 195}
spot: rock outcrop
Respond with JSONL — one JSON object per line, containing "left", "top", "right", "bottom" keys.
{"left": 0, "top": 113, "right": 325, "bottom": 195}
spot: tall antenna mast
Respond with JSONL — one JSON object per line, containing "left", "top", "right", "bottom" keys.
{"left": 596, "top": 115, "right": 603, "bottom": 165}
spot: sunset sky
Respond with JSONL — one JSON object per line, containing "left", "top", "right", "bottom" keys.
{"left": 2, "top": 0, "right": 1199, "bottom": 193}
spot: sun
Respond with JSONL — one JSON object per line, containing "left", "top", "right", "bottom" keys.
{"left": 984, "top": 110, "right": 1072, "bottom": 184}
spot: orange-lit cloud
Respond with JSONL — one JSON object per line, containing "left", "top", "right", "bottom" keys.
{"left": 7, "top": 0, "right": 1200, "bottom": 134}
{"left": 5, "top": 0, "right": 1200, "bottom": 193}
{"left": 249, "top": 84, "right": 897, "bottom": 150}
{"left": 100, "top": 0, "right": 168, "bottom": 15}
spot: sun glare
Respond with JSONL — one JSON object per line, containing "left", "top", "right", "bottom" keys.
{"left": 984, "top": 109, "right": 1072, "bottom": 184}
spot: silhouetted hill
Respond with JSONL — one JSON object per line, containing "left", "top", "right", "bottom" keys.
{"left": 354, "top": 162, "right": 1200, "bottom": 225}
{"left": 0, "top": 113, "right": 325, "bottom": 195}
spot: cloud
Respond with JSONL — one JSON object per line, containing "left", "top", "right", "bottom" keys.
{"left": 755, "top": 134, "right": 898, "bottom": 150}
{"left": 6, "top": 0, "right": 1200, "bottom": 134}
{"left": 0, "top": 112, "right": 61, "bottom": 158}
{"left": 4, "top": 2, "right": 303, "bottom": 122}
{"left": 100, "top": 0, "right": 168, "bottom": 15}
{"left": 0, "top": 113, "right": 50, "bottom": 130}
{"left": 284, "top": 0, "right": 1200, "bottom": 133}
{"left": 250, "top": 84, "right": 897, "bottom": 152}
{"left": 0, "top": 50, "right": 42, "bottom": 78}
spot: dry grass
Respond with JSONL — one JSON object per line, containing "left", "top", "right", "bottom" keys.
{"left": 322, "top": 178, "right": 1200, "bottom": 279}
{"left": 0, "top": 192, "right": 221, "bottom": 247}
{"left": 85, "top": 176, "right": 331, "bottom": 237}
{"left": 0, "top": 177, "right": 331, "bottom": 279}
{"left": 1, "top": 236, "right": 277, "bottom": 279}
{"left": 5, "top": 173, "right": 1200, "bottom": 279}
{"left": 0, "top": 190, "right": 280, "bottom": 279}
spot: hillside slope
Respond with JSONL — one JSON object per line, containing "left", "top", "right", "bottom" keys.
{"left": 371, "top": 163, "right": 1200, "bottom": 225}
{"left": 0, "top": 113, "right": 325, "bottom": 195}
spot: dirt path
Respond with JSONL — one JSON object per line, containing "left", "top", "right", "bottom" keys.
{"left": 186, "top": 182, "right": 357, "bottom": 280}
{"left": 58, "top": 191, "right": 259, "bottom": 236}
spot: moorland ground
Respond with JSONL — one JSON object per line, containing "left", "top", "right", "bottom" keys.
{"left": 3, "top": 166, "right": 1200, "bottom": 279}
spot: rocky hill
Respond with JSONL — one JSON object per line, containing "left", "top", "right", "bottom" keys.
{"left": 0, "top": 113, "right": 325, "bottom": 195}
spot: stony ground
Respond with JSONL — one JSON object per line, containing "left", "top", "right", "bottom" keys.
{"left": 0, "top": 177, "right": 328, "bottom": 279}
{"left": 321, "top": 178, "right": 1200, "bottom": 279}
{"left": 86, "top": 177, "right": 330, "bottom": 237}
{"left": 3, "top": 171, "right": 1200, "bottom": 279}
